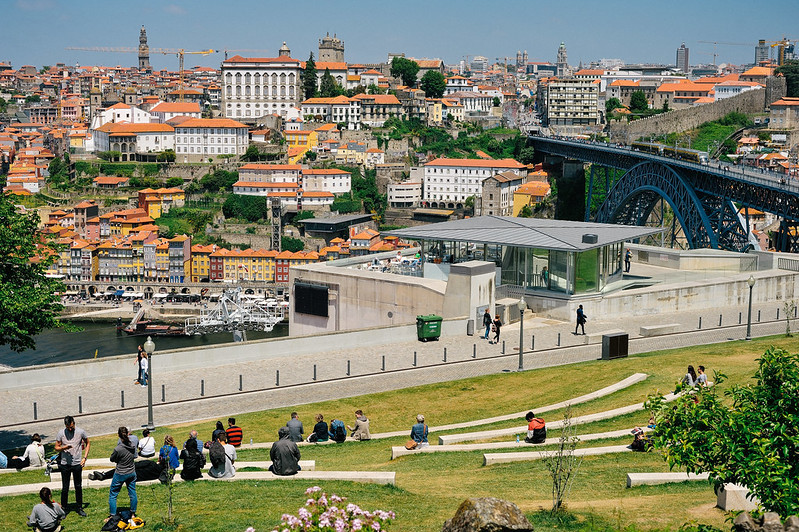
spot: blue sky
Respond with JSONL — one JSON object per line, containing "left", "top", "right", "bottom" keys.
{"left": 3, "top": 0, "right": 797, "bottom": 71}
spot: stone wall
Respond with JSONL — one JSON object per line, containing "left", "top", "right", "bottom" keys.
{"left": 609, "top": 88, "right": 768, "bottom": 142}
{"left": 733, "top": 512, "right": 799, "bottom": 532}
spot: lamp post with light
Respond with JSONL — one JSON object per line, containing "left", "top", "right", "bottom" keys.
{"left": 746, "top": 276, "right": 755, "bottom": 341}
{"left": 518, "top": 298, "right": 526, "bottom": 371}
{"left": 144, "top": 336, "right": 155, "bottom": 430}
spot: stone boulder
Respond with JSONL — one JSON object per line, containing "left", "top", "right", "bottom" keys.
{"left": 442, "top": 497, "right": 533, "bottom": 532}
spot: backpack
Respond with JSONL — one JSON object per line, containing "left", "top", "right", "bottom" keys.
{"left": 330, "top": 419, "right": 346, "bottom": 442}
{"left": 209, "top": 441, "right": 226, "bottom": 468}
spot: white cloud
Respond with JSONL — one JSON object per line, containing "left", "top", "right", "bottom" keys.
{"left": 164, "top": 4, "right": 186, "bottom": 15}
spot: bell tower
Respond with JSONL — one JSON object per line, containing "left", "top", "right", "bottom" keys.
{"left": 138, "top": 26, "right": 151, "bottom": 72}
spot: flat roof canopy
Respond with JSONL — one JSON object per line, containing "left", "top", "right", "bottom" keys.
{"left": 385, "top": 216, "right": 662, "bottom": 252}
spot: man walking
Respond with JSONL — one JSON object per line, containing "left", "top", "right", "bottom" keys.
{"left": 54, "top": 415, "right": 90, "bottom": 516}
{"left": 574, "top": 304, "right": 586, "bottom": 335}
{"left": 482, "top": 308, "right": 492, "bottom": 339}
{"left": 624, "top": 248, "right": 632, "bottom": 273}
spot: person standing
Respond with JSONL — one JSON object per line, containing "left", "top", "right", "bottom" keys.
{"left": 107, "top": 427, "right": 137, "bottom": 521}
{"left": 27, "top": 487, "right": 65, "bottom": 532}
{"left": 286, "top": 412, "right": 304, "bottom": 442}
{"left": 624, "top": 248, "right": 632, "bottom": 273}
{"left": 575, "top": 305, "right": 586, "bottom": 335}
{"left": 491, "top": 315, "right": 502, "bottom": 344}
{"left": 482, "top": 308, "right": 492, "bottom": 340}
{"left": 225, "top": 417, "right": 243, "bottom": 448}
{"left": 54, "top": 415, "right": 90, "bottom": 516}
{"left": 540, "top": 266, "right": 549, "bottom": 288}
{"left": 135, "top": 345, "right": 144, "bottom": 385}
{"left": 139, "top": 353, "right": 148, "bottom": 387}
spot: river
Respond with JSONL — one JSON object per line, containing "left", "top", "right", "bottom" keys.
{"left": 0, "top": 321, "right": 289, "bottom": 369}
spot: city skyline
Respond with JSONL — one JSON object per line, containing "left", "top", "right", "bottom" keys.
{"left": 3, "top": 0, "right": 797, "bottom": 72}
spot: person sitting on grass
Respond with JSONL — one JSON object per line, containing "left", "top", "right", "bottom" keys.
{"left": 179, "top": 435, "right": 205, "bottom": 481}
{"left": 269, "top": 427, "right": 301, "bottom": 476}
{"left": 9, "top": 433, "right": 45, "bottom": 470}
{"left": 347, "top": 410, "right": 371, "bottom": 441}
{"left": 208, "top": 432, "right": 236, "bottom": 479}
{"left": 306, "top": 414, "right": 329, "bottom": 443}
{"left": 410, "top": 414, "right": 429, "bottom": 447}
{"left": 524, "top": 412, "right": 547, "bottom": 444}
{"left": 27, "top": 487, "right": 65, "bottom": 532}
{"left": 88, "top": 459, "right": 162, "bottom": 483}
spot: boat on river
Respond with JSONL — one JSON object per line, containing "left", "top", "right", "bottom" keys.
{"left": 118, "top": 307, "right": 185, "bottom": 336}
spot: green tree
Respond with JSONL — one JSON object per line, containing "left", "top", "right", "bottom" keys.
{"left": 241, "top": 145, "right": 263, "bottom": 162}
{"left": 165, "top": 177, "right": 184, "bottom": 188}
{"left": 605, "top": 97, "right": 622, "bottom": 114}
{"left": 199, "top": 169, "right": 238, "bottom": 192}
{"left": 390, "top": 57, "right": 420, "bottom": 87}
{"left": 517, "top": 204, "right": 533, "bottom": 218}
{"left": 492, "top": 96, "right": 501, "bottom": 107}
{"left": 776, "top": 60, "right": 799, "bottom": 98}
{"left": 0, "top": 97, "right": 7, "bottom": 113}
{"left": 0, "top": 194, "right": 66, "bottom": 351}
{"left": 320, "top": 68, "right": 342, "bottom": 98}
{"left": 419, "top": 71, "right": 446, "bottom": 98}
{"left": 629, "top": 91, "right": 649, "bottom": 113}
{"left": 157, "top": 149, "right": 176, "bottom": 162}
{"left": 304, "top": 150, "right": 317, "bottom": 161}
{"left": 647, "top": 347, "right": 799, "bottom": 518}
{"left": 222, "top": 194, "right": 268, "bottom": 222}
{"left": 281, "top": 236, "right": 304, "bottom": 252}
{"left": 25, "top": 94, "right": 40, "bottom": 103}
{"left": 518, "top": 147, "right": 536, "bottom": 164}
{"left": 302, "top": 52, "right": 318, "bottom": 100}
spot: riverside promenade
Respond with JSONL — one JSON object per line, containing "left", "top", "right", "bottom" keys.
{"left": 0, "top": 296, "right": 788, "bottom": 449}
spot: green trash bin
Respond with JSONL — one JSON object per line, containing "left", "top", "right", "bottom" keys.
{"left": 416, "top": 314, "right": 443, "bottom": 342}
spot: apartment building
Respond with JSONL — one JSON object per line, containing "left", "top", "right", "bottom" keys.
{"left": 422, "top": 157, "right": 528, "bottom": 208}
{"left": 546, "top": 78, "right": 599, "bottom": 126}
{"left": 174, "top": 118, "right": 249, "bottom": 162}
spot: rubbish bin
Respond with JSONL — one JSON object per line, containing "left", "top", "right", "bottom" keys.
{"left": 416, "top": 314, "right": 443, "bottom": 342}
{"left": 602, "top": 332, "right": 629, "bottom": 360}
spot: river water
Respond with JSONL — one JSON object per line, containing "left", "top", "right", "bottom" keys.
{"left": 0, "top": 321, "right": 289, "bottom": 369}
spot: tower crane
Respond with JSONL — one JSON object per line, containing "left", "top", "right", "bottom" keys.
{"left": 66, "top": 46, "right": 217, "bottom": 101}
{"left": 762, "top": 37, "right": 796, "bottom": 66}
{"left": 697, "top": 40, "right": 751, "bottom": 66}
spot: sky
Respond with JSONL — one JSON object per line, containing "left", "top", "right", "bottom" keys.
{"left": 3, "top": 0, "right": 798, "bottom": 72}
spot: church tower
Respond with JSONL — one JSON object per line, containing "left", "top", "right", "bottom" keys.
{"left": 318, "top": 33, "right": 345, "bottom": 62}
{"left": 138, "top": 25, "right": 151, "bottom": 71}
{"left": 278, "top": 41, "right": 291, "bottom": 58}
{"left": 556, "top": 42, "right": 569, "bottom": 77}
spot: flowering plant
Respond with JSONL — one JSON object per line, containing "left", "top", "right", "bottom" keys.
{"left": 272, "top": 486, "right": 396, "bottom": 531}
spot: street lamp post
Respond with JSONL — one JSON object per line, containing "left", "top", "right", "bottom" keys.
{"left": 144, "top": 336, "right": 155, "bottom": 430}
{"left": 518, "top": 298, "right": 526, "bottom": 371}
{"left": 746, "top": 276, "right": 756, "bottom": 341}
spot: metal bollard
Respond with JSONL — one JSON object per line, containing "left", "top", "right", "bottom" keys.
{"left": 276, "top": 370, "right": 280, "bottom": 386}
{"left": 239, "top": 374, "right": 243, "bottom": 391}
{"left": 413, "top": 351, "right": 417, "bottom": 367}
{"left": 121, "top": 390, "right": 125, "bottom": 408}
{"left": 161, "top": 384, "right": 165, "bottom": 402}
{"left": 473, "top": 344, "right": 476, "bottom": 358}
{"left": 201, "top": 379, "right": 205, "bottom": 396}
{"left": 347, "top": 360, "right": 350, "bottom": 376}
{"left": 557, "top": 333, "right": 561, "bottom": 346}
{"left": 78, "top": 396, "right": 82, "bottom": 414}
{"left": 313, "top": 364, "right": 317, "bottom": 381}
{"left": 502, "top": 340, "right": 505, "bottom": 354}
{"left": 739, "top": 312, "right": 742, "bottom": 324}
{"left": 777, "top": 308, "right": 780, "bottom": 320}
{"left": 758, "top": 310, "right": 761, "bottom": 322}
{"left": 531, "top": 335, "right": 535, "bottom": 351}
{"left": 719, "top": 314, "right": 722, "bottom": 327}
{"left": 443, "top": 347, "right": 447, "bottom": 362}
{"left": 382, "top": 356, "right": 386, "bottom": 371}
{"left": 795, "top": 306, "right": 797, "bottom": 318}
{"left": 698, "top": 317, "right": 702, "bottom": 329}
{"left": 33, "top": 402, "right": 37, "bottom": 421}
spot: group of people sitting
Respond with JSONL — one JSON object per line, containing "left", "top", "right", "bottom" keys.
{"left": 284, "top": 410, "right": 371, "bottom": 443}
{"left": 681, "top": 365, "right": 710, "bottom": 389}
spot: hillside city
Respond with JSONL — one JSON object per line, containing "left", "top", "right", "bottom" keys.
{"left": 0, "top": 29, "right": 797, "bottom": 290}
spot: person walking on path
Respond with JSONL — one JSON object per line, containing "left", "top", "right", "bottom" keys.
{"left": 624, "top": 249, "right": 632, "bottom": 273}
{"left": 54, "top": 415, "right": 90, "bottom": 517}
{"left": 574, "top": 305, "right": 586, "bottom": 335}
{"left": 139, "top": 353, "right": 148, "bottom": 387}
{"left": 482, "top": 308, "right": 492, "bottom": 339}
{"left": 107, "top": 427, "right": 137, "bottom": 521}
{"left": 491, "top": 315, "right": 502, "bottom": 344}
{"left": 135, "top": 345, "right": 144, "bottom": 385}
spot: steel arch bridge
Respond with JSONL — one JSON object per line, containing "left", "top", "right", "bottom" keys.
{"left": 529, "top": 136, "right": 799, "bottom": 252}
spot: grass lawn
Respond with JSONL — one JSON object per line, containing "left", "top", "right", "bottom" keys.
{"left": 2, "top": 335, "right": 797, "bottom": 531}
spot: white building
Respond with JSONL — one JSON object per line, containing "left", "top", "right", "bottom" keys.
{"left": 301, "top": 168, "right": 351, "bottom": 195}
{"left": 713, "top": 81, "right": 763, "bottom": 101}
{"left": 221, "top": 44, "right": 303, "bottom": 122}
{"left": 423, "top": 157, "right": 528, "bottom": 208}
{"left": 90, "top": 102, "right": 151, "bottom": 130}
{"left": 445, "top": 76, "right": 475, "bottom": 95}
{"left": 446, "top": 91, "right": 493, "bottom": 115}
{"left": 174, "top": 118, "right": 248, "bottom": 162}
{"left": 300, "top": 95, "right": 361, "bottom": 126}
{"left": 238, "top": 163, "right": 302, "bottom": 183}
{"left": 150, "top": 102, "right": 202, "bottom": 122}
{"left": 92, "top": 122, "right": 175, "bottom": 159}
{"left": 315, "top": 61, "right": 348, "bottom": 89}
{"left": 387, "top": 181, "right": 422, "bottom": 207}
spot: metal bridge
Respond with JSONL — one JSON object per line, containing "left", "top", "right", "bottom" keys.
{"left": 529, "top": 136, "right": 799, "bottom": 252}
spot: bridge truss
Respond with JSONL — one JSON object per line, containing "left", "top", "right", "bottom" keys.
{"left": 530, "top": 137, "right": 799, "bottom": 252}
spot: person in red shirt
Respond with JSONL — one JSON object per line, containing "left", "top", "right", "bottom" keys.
{"left": 524, "top": 412, "right": 546, "bottom": 444}
{"left": 225, "top": 418, "right": 243, "bottom": 447}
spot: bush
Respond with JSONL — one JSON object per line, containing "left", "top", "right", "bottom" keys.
{"left": 165, "top": 177, "right": 184, "bottom": 188}
{"left": 281, "top": 236, "right": 304, "bottom": 252}
{"left": 222, "top": 194, "right": 268, "bottom": 222}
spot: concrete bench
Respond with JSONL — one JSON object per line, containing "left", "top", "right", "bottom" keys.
{"left": 483, "top": 444, "right": 632, "bottom": 465}
{"left": 583, "top": 329, "right": 626, "bottom": 344}
{"left": 393, "top": 428, "right": 646, "bottom": 460}
{"left": 79, "top": 460, "right": 316, "bottom": 472}
{"left": 717, "top": 483, "right": 759, "bottom": 511}
{"left": 371, "top": 373, "right": 649, "bottom": 440}
{"left": 0, "top": 469, "right": 395, "bottom": 496}
{"left": 639, "top": 324, "right": 680, "bottom": 337}
{"left": 626, "top": 472, "right": 708, "bottom": 487}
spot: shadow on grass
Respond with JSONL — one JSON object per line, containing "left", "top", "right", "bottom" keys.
{"left": 528, "top": 509, "right": 725, "bottom": 532}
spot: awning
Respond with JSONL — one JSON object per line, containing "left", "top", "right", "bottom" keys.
{"left": 114, "top": 289, "right": 125, "bottom": 296}
{"left": 152, "top": 293, "right": 168, "bottom": 299}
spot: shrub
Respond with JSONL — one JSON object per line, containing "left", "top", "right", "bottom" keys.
{"left": 271, "top": 486, "right": 395, "bottom": 532}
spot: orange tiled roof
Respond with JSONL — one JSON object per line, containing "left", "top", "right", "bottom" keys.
{"left": 425, "top": 157, "right": 525, "bottom": 169}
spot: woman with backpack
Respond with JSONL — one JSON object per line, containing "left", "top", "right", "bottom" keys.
{"left": 158, "top": 435, "right": 179, "bottom": 470}
{"left": 179, "top": 436, "right": 205, "bottom": 481}
{"left": 491, "top": 315, "right": 502, "bottom": 344}
{"left": 328, "top": 419, "right": 347, "bottom": 443}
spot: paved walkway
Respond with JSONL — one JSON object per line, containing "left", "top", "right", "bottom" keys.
{"left": 0, "top": 299, "right": 788, "bottom": 449}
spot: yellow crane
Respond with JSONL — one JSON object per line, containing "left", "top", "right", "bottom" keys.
{"left": 66, "top": 46, "right": 217, "bottom": 101}
{"left": 762, "top": 37, "right": 796, "bottom": 66}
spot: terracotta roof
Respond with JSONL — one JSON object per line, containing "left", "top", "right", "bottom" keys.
{"left": 302, "top": 95, "right": 352, "bottom": 105}
{"left": 316, "top": 62, "right": 347, "bottom": 71}
{"left": 150, "top": 102, "right": 201, "bottom": 113}
{"left": 223, "top": 55, "right": 300, "bottom": 64}
{"left": 425, "top": 157, "right": 525, "bottom": 169}
{"left": 233, "top": 181, "right": 299, "bottom": 188}
{"left": 351, "top": 93, "right": 401, "bottom": 105}
{"left": 240, "top": 164, "right": 301, "bottom": 170}
{"left": 301, "top": 169, "right": 351, "bottom": 175}
{"left": 96, "top": 122, "right": 174, "bottom": 133}
{"left": 772, "top": 97, "right": 799, "bottom": 107}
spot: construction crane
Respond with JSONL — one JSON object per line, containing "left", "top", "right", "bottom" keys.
{"left": 763, "top": 37, "right": 796, "bottom": 66}
{"left": 697, "top": 40, "right": 751, "bottom": 66}
{"left": 223, "top": 49, "right": 269, "bottom": 60}
{"left": 66, "top": 46, "right": 217, "bottom": 101}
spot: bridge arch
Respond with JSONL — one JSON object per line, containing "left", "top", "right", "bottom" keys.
{"left": 595, "top": 161, "right": 717, "bottom": 249}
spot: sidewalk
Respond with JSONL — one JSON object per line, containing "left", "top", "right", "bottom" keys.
{"left": 0, "top": 300, "right": 789, "bottom": 449}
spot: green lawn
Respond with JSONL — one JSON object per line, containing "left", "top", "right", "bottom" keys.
{"left": 2, "top": 335, "right": 797, "bottom": 531}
